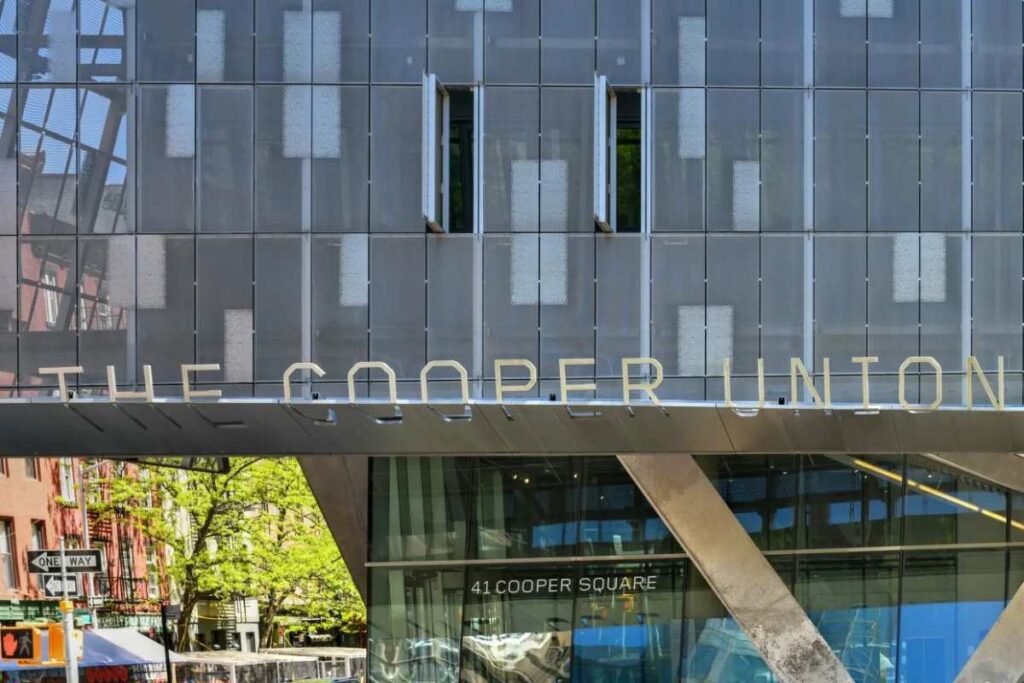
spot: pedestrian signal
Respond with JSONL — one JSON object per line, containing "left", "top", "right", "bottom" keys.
{"left": 0, "top": 627, "right": 41, "bottom": 663}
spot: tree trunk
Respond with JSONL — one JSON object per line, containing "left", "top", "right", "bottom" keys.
{"left": 176, "top": 591, "right": 198, "bottom": 651}
{"left": 260, "top": 597, "right": 282, "bottom": 649}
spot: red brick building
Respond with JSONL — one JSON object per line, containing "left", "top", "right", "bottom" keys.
{"left": 0, "top": 457, "right": 167, "bottom": 630}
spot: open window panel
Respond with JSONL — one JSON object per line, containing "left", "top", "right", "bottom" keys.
{"left": 594, "top": 76, "right": 643, "bottom": 233}
{"left": 422, "top": 73, "right": 476, "bottom": 234}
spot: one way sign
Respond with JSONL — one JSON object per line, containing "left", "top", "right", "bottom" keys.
{"left": 41, "top": 575, "right": 79, "bottom": 598}
{"left": 27, "top": 549, "right": 103, "bottom": 574}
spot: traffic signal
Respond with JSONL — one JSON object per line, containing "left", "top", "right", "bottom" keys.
{"left": 0, "top": 626, "right": 41, "bottom": 663}
{"left": 47, "top": 624, "right": 83, "bottom": 662}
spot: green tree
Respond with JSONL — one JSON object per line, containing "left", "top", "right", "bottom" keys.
{"left": 94, "top": 458, "right": 363, "bottom": 650}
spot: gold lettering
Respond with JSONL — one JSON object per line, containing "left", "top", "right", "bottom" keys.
{"left": 420, "top": 360, "right": 470, "bottom": 403}
{"left": 494, "top": 359, "right": 537, "bottom": 402}
{"left": 621, "top": 358, "right": 663, "bottom": 406}
{"left": 283, "top": 362, "right": 327, "bottom": 403}
{"left": 723, "top": 358, "right": 765, "bottom": 409}
{"left": 898, "top": 356, "right": 942, "bottom": 411}
{"left": 106, "top": 365, "right": 155, "bottom": 403}
{"left": 38, "top": 366, "right": 83, "bottom": 402}
{"left": 347, "top": 361, "right": 397, "bottom": 404}
{"left": 559, "top": 358, "right": 596, "bottom": 404}
{"left": 966, "top": 356, "right": 1005, "bottom": 410}
{"left": 851, "top": 356, "right": 879, "bottom": 410}
{"left": 790, "top": 357, "right": 830, "bottom": 408}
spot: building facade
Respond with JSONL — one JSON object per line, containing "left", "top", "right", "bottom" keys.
{"left": 3, "top": 0, "right": 1024, "bottom": 681}
{"left": 0, "top": 457, "right": 167, "bottom": 629}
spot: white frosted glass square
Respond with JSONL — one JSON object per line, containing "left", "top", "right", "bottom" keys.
{"left": 892, "top": 233, "right": 918, "bottom": 303}
{"left": 197, "top": 10, "right": 226, "bottom": 82}
{"left": 677, "top": 305, "right": 705, "bottom": 375}
{"left": 678, "top": 16, "right": 706, "bottom": 85}
{"left": 510, "top": 159, "right": 539, "bottom": 231}
{"left": 106, "top": 238, "right": 135, "bottom": 308}
{"left": 312, "top": 87, "right": 341, "bottom": 159}
{"left": 677, "top": 89, "right": 705, "bottom": 160}
{"left": 706, "top": 305, "right": 734, "bottom": 373}
{"left": 223, "top": 309, "right": 253, "bottom": 382}
{"left": 456, "top": 0, "right": 512, "bottom": 11}
{"left": 840, "top": 0, "right": 867, "bottom": 17}
{"left": 284, "top": 10, "right": 312, "bottom": 82}
{"left": 540, "top": 159, "right": 569, "bottom": 230}
{"left": 732, "top": 160, "right": 759, "bottom": 230}
{"left": 510, "top": 233, "right": 538, "bottom": 306}
{"left": 165, "top": 85, "right": 195, "bottom": 159}
{"left": 312, "top": 11, "right": 342, "bottom": 81}
{"left": 283, "top": 85, "right": 312, "bottom": 159}
{"left": 867, "top": 0, "right": 893, "bottom": 18}
{"left": 0, "top": 239, "right": 14, "bottom": 310}
{"left": 338, "top": 234, "right": 368, "bottom": 307}
{"left": 920, "top": 233, "right": 947, "bottom": 303}
{"left": 539, "top": 233, "right": 568, "bottom": 306}
{"left": 137, "top": 236, "right": 167, "bottom": 309}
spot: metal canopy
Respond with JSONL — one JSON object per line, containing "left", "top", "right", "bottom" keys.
{"left": 0, "top": 398, "right": 1021, "bottom": 457}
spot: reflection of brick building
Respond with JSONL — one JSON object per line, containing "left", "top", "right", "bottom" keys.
{"left": 0, "top": 457, "right": 167, "bottom": 630}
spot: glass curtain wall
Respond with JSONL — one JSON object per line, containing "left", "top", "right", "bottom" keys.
{"left": 368, "top": 454, "right": 1024, "bottom": 682}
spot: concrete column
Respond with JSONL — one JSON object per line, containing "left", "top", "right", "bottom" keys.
{"left": 617, "top": 453, "right": 852, "bottom": 683}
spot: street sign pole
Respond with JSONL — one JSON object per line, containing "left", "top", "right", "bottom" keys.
{"left": 59, "top": 538, "right": 78, "bottom": 683}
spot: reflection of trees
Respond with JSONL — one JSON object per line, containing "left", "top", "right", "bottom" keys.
{"left": 460, "top": 632, "right": 572, "bottom": 683}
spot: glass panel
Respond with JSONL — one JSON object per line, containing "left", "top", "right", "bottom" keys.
{"left": 371, "top": 0, "right": 425, "bottom": 83}
{"left": 19, "top": 236, "right": 76, "bottom": 385}
{"left": 255, "top": 236, "right": 304, "bottom": 381}
{"left": 78, "top": 236, "right": 133, "bottom": 384}
{"left": 472, "top": 457, "right": 578, "bottom": 559}
{"left": 696, "top": 454, "right": 800, "bottom": 550}
{"left": 198, "top": 86, "right": 253, "bottom": 232}
{"left": 196, "top": 237, "right": 253, "bottom": 383}
{"left": 681, "top": 557, "right": 779, "bottom": 679}
{"left": 903, "top": 455, "right": 1008, "bottom": 545}
{"left": 540, "top": 88, "right": 593, "bottom": 231}
{"left": 815, "top": 235, "right": 866, "bottom": 374}
{"left": 541, "top": 0, "right": 594, "bottom": 84}
{"left": 921, "top": 92, "right": 962, "bottom": 232}
{"left": 136, "top": 235, "right": 194, "bottom": 382}
{"left": 539, "top": 234, "right": 593, "bottom": 378}
{"left": 369, "top": 235, "right": 424, "bottom": 379}
{"left": 0, "top": 2, "right": 14, "bottom": 83}
{"left": 138, "top": 85, "right": 194, "bottom": 233}
{"left": 973, "top": 0, "right": 1022, "bottom": 89}
{"left": 652, "top": 0, "right": 705, "bottom": 86}
{"left": 652, "top": 89, "right": 704, "bottom": 231}
{"left": 0, "top": 88, "right": 14, "bottom": 233}
{"left": 428, "top": 0, "right": 475, "bottom": 84}
{"left": 815, "top": 90, "right": 866, "bottom": 231}
{"left": 313, "top": 86, "right": 368, "bottom": 232}
{"left": 597, "top": 0, "right": 641, "bottom": 85}
{"left": 900, "top": 551, "right": 1007, "bottom": 681}
{"left": 596, "top": 234, "right": 642, "bottom": 377}
{"left": 573, "top": 562, "right": 684, "bottom": 679}
{"left": 79, "top": 0, "right": 133, "bottom": 82}
{"left": 256, "top": 85, "right": 309, "bottom": 232}
{"left": 370, "top": 86, "right": 420, "bottom": 231}
{"left": 973, "top": 234, "right": 1023, "bottom": 373}
{"left": 426, "top": 234, "right": 473, "bottom": 370}
{"left": 707, "top": 235, "right": 757, "bottom": 375}
{"left": 761, "top": 90, "right": 803, "bottom": 231}
{"left": 461, "top": 564, "right": 574, "bottom": 681}
{"left": 795, "top": 554, "right": 899, "bottom": 682}
{"left": 802, "top": 455, "right": 902, "bottom": 549}
{"left": 815, "top": 0, "right": 866, "bottom": 87}
{"left": 78, "top": 85, "right": 131, "bottom": 234}
{"left": 868, "top": 91, "right": 918, "bottom": 231}
{"left": 762, "top": 0, "right": 804, "bottom": 86}
{"left": 973, "top": 92, "right": 1023, "bottom": 232}
{"left": 920, "top": 235, "right": 962, "bottom": 371}
{"left": 579, "top": 457, "right": 681, "bottom": 556}
{"left": 256, "top": 0, "right": 310, "bottom": 82}
{"left": 760, "top": 235, "right": 803, "bottom": 375}
{"left": 707, "top": 89, "right": 758, "bottom": 231}
{"left": 18, "top": 0, "right": 75, "bottom": 82}
{"left": 198, "top": 0, "right": 254, "bottom": 83}
{"left": 319, "top": 0, "right": 368, "bottom": 83}
{"left": 651, "top": 235, "right": 703, "bottom": 378}
{"left": 483, "top": 233, "right": 539, "bottom": 375}
{"left": 368, "top": 568, "right": 463, "bottom": 683}
{"left": 707, "top": 0, "right": 758, "bottom": 86}
{"left": 137, "top": 0, "right": 196, "bottom": 82}
{"left": 19, "top": 86, "right": 76, "bottom": 235}
{"left": 485, "top": 0, "right": 539, "bottom": 84}
{"left": 370, "top": 457, "right": 471, "bottom": 563}
{"left": 867, "top": 234, "right": 920, "bottom": 369}
{"left": 920, "top": 0, "right": 961, "bottom": 88}
{"left": 311, "top": 234, "right": 367, "bottom": 376}
{"left": 868, "top": 0, "right": 918, "bottom": 87}
{"left": 483, "top": 86, "right": 538, "bottom": 232}
{"left": 0, "top": 237, "right": 15, "bottom": 386}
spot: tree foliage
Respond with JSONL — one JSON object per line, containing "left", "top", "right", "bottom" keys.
{"left": 93, "top": 458, "right": 364, "bottom": 649}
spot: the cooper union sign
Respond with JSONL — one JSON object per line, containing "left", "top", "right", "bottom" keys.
{"left": 31, "top": 354, "right": 1015, "bottom": 413}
